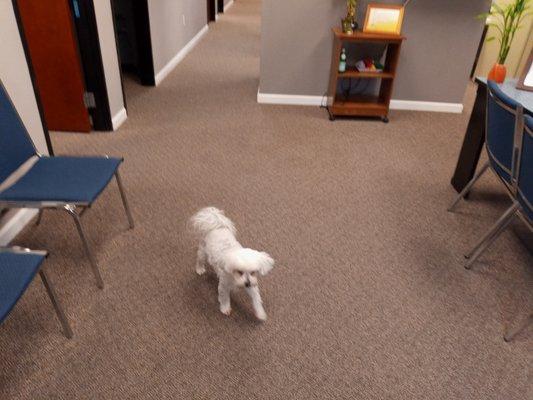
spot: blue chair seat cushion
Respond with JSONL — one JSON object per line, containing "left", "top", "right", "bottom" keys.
{"left": 0, "top": 252, "right": 45, "bottom": 323}
{"left": 0, "top": 156, "right": 122, "bottom": 204}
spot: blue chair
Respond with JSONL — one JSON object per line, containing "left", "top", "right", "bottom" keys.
{"left": 0, "top": 247, "right": 72, "bottom": 338}
{"left": 465, "top": 113, "right": 533, "bottom": 341}
{"left": 448, "top": 80, "right": 520, "bottom": 212}
{"left": 0, "top": 81, "right": 134, "bottom": 288}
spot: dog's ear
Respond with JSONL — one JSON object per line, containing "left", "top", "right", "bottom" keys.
{"left": 257, "top": 252, "right": 274, "bottom": 276}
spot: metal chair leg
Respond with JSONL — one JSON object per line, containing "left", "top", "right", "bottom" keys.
{"left": 64, "top": 205, "right": 104, "bottom": 289}
{"left": 115, "top": 171, "right": 134, "bottom": 229}
{"left": 504, "top": 314, "right": 533, "bottom": 342}
{"left": 39, "top": 269, "right": 73, "bottom": 339}
{"left": 35, "top": 210, "right": 44, "bottom": 226}
{"left": 448, "top": 161, "right": 490, "bottom": 212}
{"left": 465, "top": 203, "right": 519, "bottom": 269}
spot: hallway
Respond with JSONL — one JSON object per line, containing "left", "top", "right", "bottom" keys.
{"left": 1, "top": 1, "right": 531, "bottom": 399}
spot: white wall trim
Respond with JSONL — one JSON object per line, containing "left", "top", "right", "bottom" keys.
{"left": 257, "top": 92, "right": 326, "bottom": 106}
{"left": 224, "top": 0, "right": 235, "bottom": 12}
{"left": 0, "top": 209, "right": 38, "bottom": 245}
{"left": 257, "top": 91, "right": 463, "bottom": 113}
{"left": 154, "top": 25, "right": 209, "bottom": 86}
{"left": 112, "top": 107, "right": 128, "bottom": 130}
{"left": 389, "top": 100, "right": 464, "bottom": 114}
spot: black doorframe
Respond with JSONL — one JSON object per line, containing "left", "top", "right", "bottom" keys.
{"left": 70, "top": 0, "right": 114, "bottom": 131}
{"left": 11, "top": 0, "right": 53, "bottom": 155}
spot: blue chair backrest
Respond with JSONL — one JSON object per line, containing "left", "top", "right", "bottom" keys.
{"left": 486, "top": 81, "right": 520, "bottom": 184}
{"left": 517, "top": 115, "right": 533, "bottom": 223}
{"left": 0, "top": 82, "right": 37, "bottom": 184}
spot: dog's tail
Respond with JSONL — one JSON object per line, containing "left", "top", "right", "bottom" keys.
{"left": 189, "top": 207, "right": 236, "bottom": 237}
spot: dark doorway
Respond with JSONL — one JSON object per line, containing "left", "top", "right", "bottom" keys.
{"left": 207, "top": 0, "right": 216, "bottom": 22}
{"left": 217, "top": 0, "right": 224, "bottom": 14}
{"left": 111, "top": 0, "right": 155, "bottom": 86}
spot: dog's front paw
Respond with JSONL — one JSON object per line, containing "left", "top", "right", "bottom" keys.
{"left": 255, "top": 308, "right": 267, "bottom": 321}
{"left": 220, "top": 304, "right": 232, "bottom": 316}
{"left": 195, "top": 265, "right": 206, "bottom": 275}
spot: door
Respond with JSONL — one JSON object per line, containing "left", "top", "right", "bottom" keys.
{"left": 16, "top": 0, "right": 91, "bottom": 132}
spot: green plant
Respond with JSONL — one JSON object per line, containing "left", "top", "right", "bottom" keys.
{"left": 346, "top": 0, "right": 356, "bottom": 7}
{"left": 479, "top": 0, "right": 532, "bottom": 64}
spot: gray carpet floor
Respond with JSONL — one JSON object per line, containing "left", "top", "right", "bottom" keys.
{"left": 1, "top": 0, "right": 532, "bottom": 398}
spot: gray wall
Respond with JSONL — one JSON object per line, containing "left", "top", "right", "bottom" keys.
{"left": 148, "top": 0, "right": 208, "bottom": 76}
{"left": 260, "top": 0, "right": 491, "bottom": 103}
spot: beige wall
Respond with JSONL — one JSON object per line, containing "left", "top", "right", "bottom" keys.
{"left": 0, "top": 1, "right": 47, "bottom": 243}
{"left": 94, "top": 0, "right": 126, "bottom": 126}
{"left": 260, "top": 0, "right": 491, "bottom": 104}
{"left": 475, "top": 0, "right": 533, "bottom": 78}
{"left": 148, "top": 0, "right": 208, "bottom": 83}
{"left": 0, "top": 1, "right": 48, "bottom": 154}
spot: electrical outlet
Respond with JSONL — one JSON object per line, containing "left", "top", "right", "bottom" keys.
{"left": 182, "top": 15, "right": 186, "bottom": 26}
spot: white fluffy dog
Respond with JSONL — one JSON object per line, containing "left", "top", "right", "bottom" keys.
{"left": 189, "top": 207, "right": 274, "bottom": 321}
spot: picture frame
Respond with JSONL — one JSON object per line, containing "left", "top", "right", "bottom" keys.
{"left": 363, "top": 4, "right": 405, "bottom": 36}
{"left": 517, "top": 49, "right": 533, "bottom": 92}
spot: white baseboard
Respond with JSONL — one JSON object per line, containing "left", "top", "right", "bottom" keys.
{"left": 112, "top": 107, "right": 127, "bottom": 130}
{"left": 256, "top": 91, "right": 463, "bottom": 114}
{"left": 257, "top": 92, "right": 326, "bottom": 106}
{"left": 390, "top": 100, "right": 463, "bottom": 114}
{"left": 0, "top": 209, "right": 38, "bottom": 245}
{"left": 154, "top": 25, "right": 209, "bottom": 86}
{"left": 224, "top": 0, "right": 234, "bottom": 12}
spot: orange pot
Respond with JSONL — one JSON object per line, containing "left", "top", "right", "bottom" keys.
{"left": 488, "top": 63, "right": 507, "bottom": 83}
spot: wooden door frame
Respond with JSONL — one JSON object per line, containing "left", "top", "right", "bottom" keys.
{"left": 11, "top": 0, "right": 53, "bottom": 154}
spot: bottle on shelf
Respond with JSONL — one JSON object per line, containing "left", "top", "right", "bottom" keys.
{"left": 338, "top": 48, "right": 347, "bottom": 73}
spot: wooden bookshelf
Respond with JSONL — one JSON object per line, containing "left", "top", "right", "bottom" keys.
{"left": 327, "top": 28, "right": 405, "bottom": 122}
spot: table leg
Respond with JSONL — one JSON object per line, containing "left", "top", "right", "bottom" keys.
{"left": 451, "top": 83, "right": 487, "bottom": 193}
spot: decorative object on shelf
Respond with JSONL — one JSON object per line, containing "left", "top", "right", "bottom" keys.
{"left": 342, "top": 0, "right": 358, "bottom": 34}
{"left": 363, "top": 4, "right": 405, "bottom": 35}
{"left": 339, "top": 48, "right": 347, "bottom": 72}
{"left": 478, "top": 0, "right": 531, "bottom": 83}
{"left": 355, "top": 58, "right": 384, "bottom": 73}
{"left": 517, "top": 49, "right": 533, "bottom": 92}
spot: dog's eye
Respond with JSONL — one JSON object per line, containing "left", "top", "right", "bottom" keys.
{"left": 236, "top": 271, "right": 244, "bottom": 276}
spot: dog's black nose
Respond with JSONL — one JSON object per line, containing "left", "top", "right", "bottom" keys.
{"left": 245, "top": 282, "right": 251, "bottom": 288}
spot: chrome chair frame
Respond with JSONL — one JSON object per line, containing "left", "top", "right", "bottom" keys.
{"left": 448, "top": 89, "right": 519, "bottom": 212}
{"left": 460, "top": 111, "right": 533, "bottom": 342}
{"left": 0, "top": 246, "right": 73, "bottom": 338}
{"left": 464, "top": 106, "right": 532, "bottom": 269}
{"left": 0, "top": 164, "right": 134, "bottom": 289}
{"left": 0, "top": 81, "right": 134, "bottom": 289}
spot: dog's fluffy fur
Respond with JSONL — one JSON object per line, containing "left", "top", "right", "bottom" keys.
{"left": 189, "top": 207, "right": 274, "bottom": 321}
